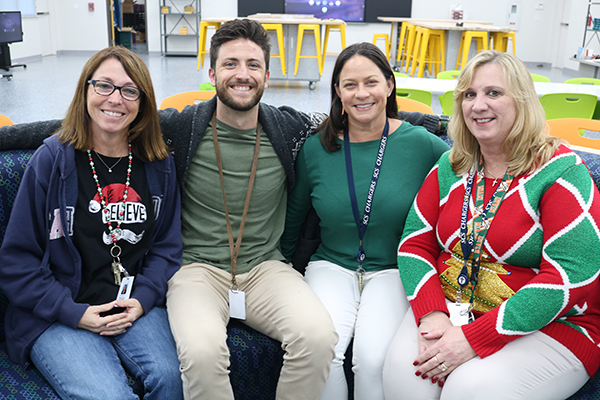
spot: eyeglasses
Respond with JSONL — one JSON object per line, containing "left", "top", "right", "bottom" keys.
{"left": 87, "top": 80, "right": 144, "bottom": 101}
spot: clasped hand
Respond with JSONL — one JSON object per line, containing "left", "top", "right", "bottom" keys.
{"left": 414, "top": 311, "right": 477, "bottom": 386}
{"left": 77, "top": 299, "right": 144, "bottom": 336}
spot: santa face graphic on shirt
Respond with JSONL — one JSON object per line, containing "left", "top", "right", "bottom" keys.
{"left": 88, "top": 183, "right": 147, "bottom": 245}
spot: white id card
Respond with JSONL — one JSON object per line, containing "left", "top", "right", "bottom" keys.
{"left": 116, "top": 276, "right": 134, "bottom": 300}
{"left": 229, "top": 289, "right": 246, "bottom": 320}
{"left": 448, "top": 303, "right": 473, "bottom": 326}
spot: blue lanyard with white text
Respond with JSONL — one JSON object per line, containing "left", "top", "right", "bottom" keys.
{"left": 343, "top": 118, "right": 389, "bottom": 294}
{"left": 458, "top": 157, "right": 513, "bottom": 307}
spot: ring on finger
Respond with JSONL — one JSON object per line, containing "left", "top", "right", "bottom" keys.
{"left": 433, "top": 355, "right": 440, "bottom": 364}
{"left": 439, "top": 363, "right": 449, "bottom": 372}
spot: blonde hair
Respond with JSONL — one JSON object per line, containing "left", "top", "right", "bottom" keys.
{"left": 448, "top": 50, "right": 561, "bottom": 176}
{"left": 58, "top": 46, "right": 168, "bottom": 161}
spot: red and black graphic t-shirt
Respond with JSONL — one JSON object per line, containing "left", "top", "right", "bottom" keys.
{"left": 74, "top": 149, "right": 154, "bottom": 305}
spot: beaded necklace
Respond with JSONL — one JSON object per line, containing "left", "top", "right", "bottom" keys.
{"left": 86, "top": 140, "right": 133, "bottom": 285}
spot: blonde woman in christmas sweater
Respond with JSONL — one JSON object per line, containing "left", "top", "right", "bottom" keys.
{"left": 383, "top": 50, "right": 600, "bottom": 400}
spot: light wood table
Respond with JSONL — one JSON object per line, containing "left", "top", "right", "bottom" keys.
{"left": 202, "top": 15, "right": 345, "bottom": 89}
{"left": 395, "top": 76, "right": 600, "bottom": 98}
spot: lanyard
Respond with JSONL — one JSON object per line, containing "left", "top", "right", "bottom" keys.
{"left": 211, "top": 113, "right": 261, "bottom": 289}
{"left": 458, "top": 157, "right": 513, "bottom": 305}
{"left": 343, "top": 118, "right": 390, "bottom": 274}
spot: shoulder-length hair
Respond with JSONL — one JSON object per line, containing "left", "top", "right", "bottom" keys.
{"left": 319, "top": 42, "right": 398, "bottom": 152}
{"left": 58, "top": 46, "right": 168, "bottom": 161}
{"left": 449, "top": 50, "right": 561, "bottom": 176}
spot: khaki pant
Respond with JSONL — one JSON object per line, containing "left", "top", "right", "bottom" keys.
{"left": 166, "top": 260, "right": 338, "bottom": 400}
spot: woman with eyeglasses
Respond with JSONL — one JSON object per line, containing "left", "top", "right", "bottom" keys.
{"left": 0, "top": 46, "right": 183, "bottom": 399}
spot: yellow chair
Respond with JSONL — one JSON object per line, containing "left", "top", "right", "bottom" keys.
{"left": 396, "top": 97, "right": 434, "bottom": 114}
{"left": 160, "top": 91, "right": 216, "bottom": 112}
{"left": 490, "top": 32, "right": 516, "bottom": 54}
{"left": 436, "top": 70, "right": 461, "bottom": 79}
{"left": 539, "top": 93, "right": 598, "bottom": 120}
{"left": 439, "top": 90, "right": 455, "bottom": 116}
{"left": 322, "top": 23, "right": 346, "bottom": 67}
{"left": 197, "top": 21, "right": 221, "bottom": 70}
{"left": 456, "top": 30, "right": 488, "bottom": 70}
{"left": 546, "top": 118, "right": 600, "bottom": 151}
{"left": 294, "top": 24, "right": 322, "bottom": 76}
{"left": 565, "top": 78, "right": 600, "bottom": 85}
{"left": 0, "top": 114, "right": 14, "bottom": 126}
{"left": 410, "top": 27, "right": 445, "bottom": 78}
{"left": 396, "top": 88, "right": 432, "bottom": 106}
{"left": 263, "top": 23, "right": 287, "bottom": 76}
{"left": 530, "top": 73, "right": 551, "bottom": 82}
{"left": 372, "top": 33, "right": 390, "bottom": 59}
{"left": 402, "top": 23, "right": 418, "bottom": 73}
{"left": 396, "top": 22, "right": 410, "bottom": 66}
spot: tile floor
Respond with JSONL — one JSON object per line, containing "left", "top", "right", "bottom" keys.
{"left": 0, "top": 43, "right": 582, "bottom": 125}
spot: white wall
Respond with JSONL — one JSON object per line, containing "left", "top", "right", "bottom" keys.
{"left": 8, "top": 0, "right": 108, "bottom": 59}
{"left": 5, "top": 0, "right": 591, "bottom": 75}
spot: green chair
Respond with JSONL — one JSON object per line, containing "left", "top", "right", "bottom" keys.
{"left": 393, "top": 71, "right": 409, "bottom": 78}
{"left": 530, "top": 73, "right": 551, "bottom": 83}
{"left": 436, "top": 70, "right": 461, "bottom": 80}
{"left": 438, "top": 90, "right": 455, "bottom": 116}
{"left": 199, "top": 82, "right": 216, "bottom": 91}
{"left": 395, "top": 88, "right": 432, "bottom": 106}
{"left": 565, "top": 77, "right": 600, "bottom": 85}
{"left": 565, "top": 78, "right": 600, "bottom": 120}
{"left": 539, "top": 93, "right": 598, "bottom": 120}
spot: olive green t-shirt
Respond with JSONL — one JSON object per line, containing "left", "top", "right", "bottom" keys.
{"left": 181, "top": 118, "right": 287, "bottom": 274}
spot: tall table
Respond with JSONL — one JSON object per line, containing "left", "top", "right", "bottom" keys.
{"left": 202, "top": 15, "right": 345, "bottom": 89}
{"left": 378, "top": 17, "right": 515, "bottom": 73}
{"left": 395, "top": 76, "right": 600, "bottom": 98}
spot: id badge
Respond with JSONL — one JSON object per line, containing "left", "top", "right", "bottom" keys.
{"left": 116, "top": 276, "right": 134, "bottom": 301}
{"left": 229, "top": 289, "right": 246, "bottom": 320}
{"left": 448, "top": 303, "right": 473, "bottom": 326}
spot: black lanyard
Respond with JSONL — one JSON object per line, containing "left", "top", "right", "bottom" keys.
{"left": 458, "top": 157, "right": 513, "bottom": 304}
{"left": 343, "top": 118, "right": 390, "bottom": 270}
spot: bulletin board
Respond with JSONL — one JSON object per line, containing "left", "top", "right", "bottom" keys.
{"left": 238, "top": 0, "right": 411, "bottom": 23}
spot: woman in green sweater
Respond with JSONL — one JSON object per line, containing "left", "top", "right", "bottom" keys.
{"left": 280, "top": 42, "right": 449, "bottom": 400}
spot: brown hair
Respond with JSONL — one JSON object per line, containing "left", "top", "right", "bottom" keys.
{"left": 209, "top": 19, "right": 271, "bottom": 71}
{"left": 58, "top": 46, "right": 168, "bottom": 161}
{"left": 449, "top": 50, "right": 561, "bottom": 176}
{"left": 319, "top": 42, "right": 398, "bottom": 152}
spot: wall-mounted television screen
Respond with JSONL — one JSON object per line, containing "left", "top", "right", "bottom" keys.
{"left": 285, "top": 0, "right": 365, "bottom": 22}
{"left": 0, "top": 11, "right": 23, "bottom": 45}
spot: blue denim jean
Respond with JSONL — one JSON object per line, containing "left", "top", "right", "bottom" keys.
{"left": 30, "top": 307, "right": 183, "bottom": 400}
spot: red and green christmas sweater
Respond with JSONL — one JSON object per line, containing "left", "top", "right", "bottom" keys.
{"left": 398, "top": 145, "right": 600, "bottom": 376}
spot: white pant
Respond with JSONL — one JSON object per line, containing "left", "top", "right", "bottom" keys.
{"left": 305, "top": 260, "right": 410, "bottom": 400}
{"left": 383, "top": 308, "right": 589, "bottom": 400}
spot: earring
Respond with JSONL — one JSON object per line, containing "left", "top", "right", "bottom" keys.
{"left": 341, "top": 106, "right": 345, "bottom": 115}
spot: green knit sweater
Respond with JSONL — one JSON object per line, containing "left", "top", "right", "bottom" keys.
{"left": 281, "top": 121, "right": 449, "bottom": 272}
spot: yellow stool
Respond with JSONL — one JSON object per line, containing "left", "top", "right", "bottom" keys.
{"left": 322, "top": 23, "right": 347, "bottom": 71}
{"left": 490, "top": 31, "right": 516, "bottom": 54}
{"left": 262, "top": 23, "right": 287, "bottom": 76}
{"left": 372, "top": 33, "right": 390, "bottom": 59}
{"left": 294, "top": 24, "right": 323, "bottom": 76}
{"left": 402, "top": 24, "right": 418, "bottom": 73}
{"left": 455, "top": 30, "right": 488, "bottom": 70}
{"left": 410, "top": 28, "right": 445, "bottom": 78}
{"left": 197, "top": 21, "right": 221, "bottom": 70}
{"left": 396, "top": 22, "right": 411, "bottom": 67}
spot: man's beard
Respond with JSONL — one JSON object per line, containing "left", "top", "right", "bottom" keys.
{"left": 215, "top": 78, "right": 265, "bottom": 112}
